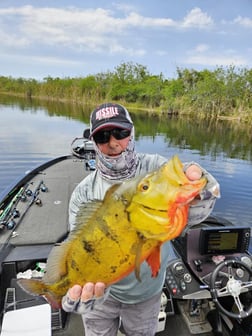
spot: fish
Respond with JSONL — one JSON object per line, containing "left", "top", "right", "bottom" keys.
{"left": 18, "top": 155, "right": 207, "bottom": 308}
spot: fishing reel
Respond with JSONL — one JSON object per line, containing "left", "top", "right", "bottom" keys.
{"left": 0, "top": 181, "right": 48, "bottom": 232}
{"left": 0, "top": 208, "right": 20, "bottom": 231}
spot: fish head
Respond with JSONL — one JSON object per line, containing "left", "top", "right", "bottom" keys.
{"left": 127, "top": 155, "right": 207, "bottom": 241}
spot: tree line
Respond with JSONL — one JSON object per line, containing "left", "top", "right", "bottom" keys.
{"left": 0, "top": 62, "right": 252, "bottom": 121}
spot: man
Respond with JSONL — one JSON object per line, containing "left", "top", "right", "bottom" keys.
{"left": 62, "top": 102, "right": 220, "bottom": 335}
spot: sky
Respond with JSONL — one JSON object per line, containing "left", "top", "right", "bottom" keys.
{"left": 1, "top": 0, "right": 252, "bottom": 80}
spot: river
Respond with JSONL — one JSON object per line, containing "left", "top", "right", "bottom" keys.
{"left": 0, "top": 96, "right": 251, "bottom": 228}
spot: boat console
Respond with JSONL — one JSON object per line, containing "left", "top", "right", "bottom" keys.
{"left": 164, "top": 216, "right": 252, "bottom": 334}
{"left": 167, "top": 223, "right": 251, "bottom": 299}
{"left": 166, "top": 218, "right": 252, "bottom": 299}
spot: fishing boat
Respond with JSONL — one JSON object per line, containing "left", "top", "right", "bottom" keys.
{"left": 0, "top": 131, "right": 252, "bottom": 336}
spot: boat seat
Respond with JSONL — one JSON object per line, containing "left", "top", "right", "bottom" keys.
{"left": 1, "top": 303, "right": 51, "bottom": 336}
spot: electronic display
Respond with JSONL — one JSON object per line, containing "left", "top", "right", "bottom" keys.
{"left": 199, "top": 226, "right": 250, "bottom": 255}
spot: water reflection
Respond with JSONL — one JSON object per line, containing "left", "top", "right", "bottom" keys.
{"left": 0, "top": 95, "right": 251, "bottom": 228}
{"left": 1, "top": 94, "right": 252, "bottom": 162}
{"left": 131, "top": 113, "right": 252, "bottom": 162}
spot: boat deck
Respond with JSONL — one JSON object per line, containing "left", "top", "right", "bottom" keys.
{"left": 0, "top": 156, "right": 218, "bottom": 336}
{"left": 0, "top": 156, "right": 233, "bottom": 336}
{"left": 52, "top": 302, "right": 220, "bottom": 336}
{"left": 0, "top": 156, "right": 88, "bottom": 248}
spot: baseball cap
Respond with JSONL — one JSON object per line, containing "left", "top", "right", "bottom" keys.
{"left": 90, "top": 103, "right": 133, "bottom": 137}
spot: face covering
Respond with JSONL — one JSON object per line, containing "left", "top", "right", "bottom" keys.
{"left": 93, "top": 126, "right": 139, "bottom": 180}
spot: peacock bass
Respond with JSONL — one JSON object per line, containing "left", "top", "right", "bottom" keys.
{"left": 18, "top": 155, "right": 207, "bottom": 307}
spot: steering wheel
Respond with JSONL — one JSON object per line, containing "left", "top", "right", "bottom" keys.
{"left": 210, "top": 259, "right": 252, "bottom": 319}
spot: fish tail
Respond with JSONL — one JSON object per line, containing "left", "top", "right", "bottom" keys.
{"left": 18, "top": 278, "right": 47, "bottom": 296}
{"left": 18, "top": 278, "right": 62, "bottom": 309}
{"left": 43, "top": 292, "right": 62, "bottom": 309}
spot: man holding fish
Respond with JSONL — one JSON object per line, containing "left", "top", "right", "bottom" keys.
{"left": 59, "top": 103, "right": 220, "bottom": 335}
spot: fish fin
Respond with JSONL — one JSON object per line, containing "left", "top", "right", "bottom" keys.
{"left": 75, "top": 201, "right": 103, "bottom": 230}
{"left": 18, "top": 278, "right": 47, "bottom": 296}
{"left": 146, "top": 245, "right": 161, "bottom": 277}
{"left": 43, "top": 242, "right": 73, "bottom": 283}
{"left": 73, "top": 185, "right": 121, "bottom": 234}
{"left": 43, "top": 292, "right": 62, "bottom": 309}
{"left": 134, "top": 237, "right": 145, "bottom": 282}
{"left": 73, "top": 186, "right": 122, "bottom": 238}
{"left": 18, "top": 279, "right": 62, "bottom": 308}
{"left": 75, "top": 185, "right": 120, "bottom": 229}
{"left": 103, "top": 183, "right": 121, "bottom": 200}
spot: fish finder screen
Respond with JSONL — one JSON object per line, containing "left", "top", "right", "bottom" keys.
{"left": 199, "top": 227, "right": 250, "bottom": 255}
{"left": 207, "top": 232, "right": 238, "bottom": 251}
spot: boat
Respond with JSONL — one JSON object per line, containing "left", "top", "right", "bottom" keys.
{"left": 0, "top": 130, "right": 252, "bottom": 336}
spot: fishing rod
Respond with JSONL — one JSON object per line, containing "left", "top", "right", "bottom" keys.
{"left": 0, "top": 180, "right": 47, "bottom": 233}
{"left": 0, "top": 180, "right": 49, "bottom": 259}
{"left": 0, "top": 185, "right": 28, "bottom": 231}
{"left": 9, "top": 180, "right": 46, "bottom": 233}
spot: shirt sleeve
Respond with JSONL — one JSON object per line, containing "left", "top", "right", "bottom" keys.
{"left": 184, "top": 162, "right": 221, "bottom": 225}
{"left": 68, "top": 173, "right": 95, "bottom": 231}
{"left": 61, "top": 287, "right": 110, "bottom": 314}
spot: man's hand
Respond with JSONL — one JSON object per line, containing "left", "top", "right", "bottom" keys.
{"left": 67, "top": 282, "right": 106, "bottom": 302}
{"left": 185, "top": 164, "right": 202, "bottom": 181}
{"left": 62, "top": 282, "right": 107, "bottom": 314}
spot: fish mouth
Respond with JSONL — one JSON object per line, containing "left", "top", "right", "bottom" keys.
{"left": 141, "top": 204, "right": 167, "bottom": 215}
{"left": 132, "top": 204, "right": 186, "bottom": 240}
{"left": 137, "top": 205, "right": 171, "bottom": 230}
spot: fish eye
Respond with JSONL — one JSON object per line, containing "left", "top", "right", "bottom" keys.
{"left": 139, "top": 182, "right": 149, "bottom": 191}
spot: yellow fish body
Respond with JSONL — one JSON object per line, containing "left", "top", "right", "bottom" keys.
{"left": 18, "top": 155, "right": 206, "bottom": 307}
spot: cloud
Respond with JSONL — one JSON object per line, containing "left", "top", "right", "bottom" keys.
{"left": 0, "top": 5, "right": 153, "bottom": 59}
{"left": 181, "top": 7, "right": 214, "bottom": 29}
{"left": 194, "top": 44, "right": 210, "bottom": 53}
{"left": 183, "top": 42, "right": 248, "bottom": 68}
{"left": 125, "top": 12, "right": 176, "bottom": 27}
{"left": 0, "top": 30, "right": 28, "bottom": 47}
{"left": 23, "top": 54, "right": 83, "bottom": 66}
{"left": 0, "top": 4, "right": 249, "bottom": 79}
{"left": 155, "top": 50, "right": 168, "bottom": 56}
{"left": 0, "top": 5, "right": 215, "bottom": 57}
{"left": 186, "top": 54, "right": 247, "bottom": 67}
{"left": 111, "top": 2, "right": 137, "bottom": 13}
{"left": 0, "top": 6, "right": 126, "bottom": 51}
{"left": 233, "top": 16, "right": 252, "bottom": 28}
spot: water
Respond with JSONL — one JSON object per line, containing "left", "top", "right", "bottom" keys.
{"left": 0, "top": 98, "right": 252, "bottom": 228}
{"left": 135, "top": 135, "right": 252, "bottom": 228}
{"left": 0, "top": 104, "right": 83, "bottom": 190}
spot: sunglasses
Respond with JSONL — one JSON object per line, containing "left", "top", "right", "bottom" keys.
{"left": 93, "top": 128, "right": 131, "bottom": 144}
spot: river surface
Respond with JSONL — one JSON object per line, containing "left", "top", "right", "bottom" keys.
{"left": 0, "top": 96, "right": 252, "bottom": 228}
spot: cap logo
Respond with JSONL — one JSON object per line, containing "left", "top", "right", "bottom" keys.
{"left": 96, "top": 106, "right": 119, "bottom": 121}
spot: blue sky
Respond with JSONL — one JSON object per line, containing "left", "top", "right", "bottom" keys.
{"left": 1, "top": 0, "right": 251, "bottom": 80}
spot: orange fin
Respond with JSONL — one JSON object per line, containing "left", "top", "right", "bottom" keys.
{"left": 146, "top": 245, "right": 161, "bottom": 277}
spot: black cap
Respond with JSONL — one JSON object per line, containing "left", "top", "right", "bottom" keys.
{"left": 90, "top": 103, "right": 133, "bottom": 137}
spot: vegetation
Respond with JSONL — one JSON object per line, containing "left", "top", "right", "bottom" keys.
{"left": 0, "top": 62, "right": 252, "bottom": 121}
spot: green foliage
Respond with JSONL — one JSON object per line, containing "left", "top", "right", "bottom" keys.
{"left": 0, "top": 62, "right": 252, "bottom": 120}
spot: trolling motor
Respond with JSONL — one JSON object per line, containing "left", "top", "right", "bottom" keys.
{"left": 71, "top": 129, "right": 96, "bottom": 170}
